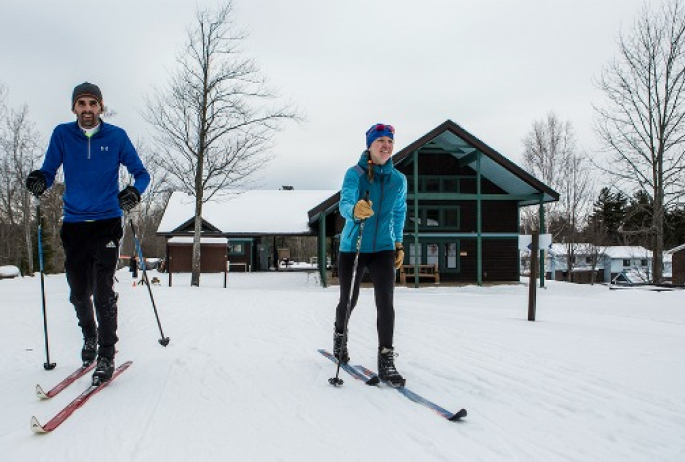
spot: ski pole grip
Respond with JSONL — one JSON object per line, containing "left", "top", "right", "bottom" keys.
{"left": 364, "top": 190, "right": 370, "bottom": 202}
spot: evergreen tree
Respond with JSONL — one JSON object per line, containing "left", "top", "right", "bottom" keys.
{"left": 587, "top": 188, "right": 628, "bottom": 245}
{"left": 665, "top": 206, "right": 685, "bottom": 249}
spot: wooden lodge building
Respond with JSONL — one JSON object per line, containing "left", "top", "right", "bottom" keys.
{"left": 157, "top": 120, "right": 558, "bottom": 286}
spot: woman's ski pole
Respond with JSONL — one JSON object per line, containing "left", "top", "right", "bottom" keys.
{"left": 329, "top": 191, "right": 369, "bottom": 386}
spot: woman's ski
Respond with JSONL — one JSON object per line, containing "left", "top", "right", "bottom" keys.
{"left": 318, "top": 349, "right": 379, "bottom": 385}
{"left": 354, "top": 364, "right": 467, "bottom": 421}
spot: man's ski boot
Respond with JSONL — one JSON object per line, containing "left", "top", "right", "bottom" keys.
{"left": 378, "top": 346, "right": 406, "bottom": 388}
{"left": 92, "top": 356, "right": 115, "bottom": 386}
{"left": 333, "top": 330, "right": 349, "bottom": 364}
{"left": 82, "top": 336, "right": 97, "bottom": 367}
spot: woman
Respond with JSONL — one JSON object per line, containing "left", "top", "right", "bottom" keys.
{"left": 333, "top": 123, "right": 407, "bottom": 387}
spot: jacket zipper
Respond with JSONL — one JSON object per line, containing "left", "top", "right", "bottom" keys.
{"left": 373, "top": 168, "right": 385, "bottom": 251}
{"left": 87, "top": 136, "right": 91, "bottom": 160}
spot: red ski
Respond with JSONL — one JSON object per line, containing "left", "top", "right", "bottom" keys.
{"left": 35, "top": 363, "right": 96, "bottom": 399}
{"left": 31, "top": 361, "right": 132, "bottom": 433}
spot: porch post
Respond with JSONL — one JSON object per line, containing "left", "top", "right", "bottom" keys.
{"left": 413, "top": 150, "right": 420, "bottom": 288}
{"left": 538, "top": 194, "right": 546, "bottom": 288}
{"left": 517, "top": 205, "right": 521, "bottom": 279}
{"left": 319, "top": 213, "right": 327, "bottom": 288}
{"left": 476, "top": 152, "right": 483, "bottom": 286}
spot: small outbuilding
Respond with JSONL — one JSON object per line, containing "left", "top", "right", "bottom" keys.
{"left": 667, "top": 244, "right": 685, "bottom": 285}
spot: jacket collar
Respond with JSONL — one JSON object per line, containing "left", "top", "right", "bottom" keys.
{"left": 357, "top": 151, "right": 394, "bottom": 176}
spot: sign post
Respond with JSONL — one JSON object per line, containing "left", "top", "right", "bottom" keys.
{"left": 528, "top": 232, "right": 539, "bottom": 321}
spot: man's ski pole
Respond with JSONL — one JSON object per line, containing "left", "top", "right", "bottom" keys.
{"left": 329, "top": 191, "right": 369, "bottom": 386}
{"left": 36, "top": 201, "right": 56, "bottom": 370}
{"left": 130, "top": 220, "right": 170, "bottom": 346}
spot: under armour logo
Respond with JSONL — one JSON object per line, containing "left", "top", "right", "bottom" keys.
{"left": 101, "top": 146, "right": 109, "bottom": 151}
{"left": 105, "top": 241, "right": 116, "bottom": 248}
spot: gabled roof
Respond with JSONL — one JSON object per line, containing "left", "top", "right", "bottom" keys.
{"left": 601, "top": 246, "right": 652, "bottom": 259}
{"left": 158, "top": 190, "right": 337, "bottom": 236}
{"left": 308, "top": 120, "right": 559, "bottom": 221}
{"left": 548, "top": 244, "right": 653, "bottom": 259}
{"left": 393, "top": 120, "right": 558, "bottom": 205}
{"left": 666, "top": 243, "right": 685, "bottom": 254}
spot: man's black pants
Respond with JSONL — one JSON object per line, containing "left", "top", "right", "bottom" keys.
{"left": 61, "top": 218, "right": 122, "bottom": 358}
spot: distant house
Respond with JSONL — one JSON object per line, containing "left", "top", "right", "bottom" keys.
{"left": 545, "top": 244, "right": 654, "bottom": 284}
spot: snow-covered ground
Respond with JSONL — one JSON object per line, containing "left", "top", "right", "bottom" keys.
{"left": 1, "top": 270, "right": 684, "bottom": 461}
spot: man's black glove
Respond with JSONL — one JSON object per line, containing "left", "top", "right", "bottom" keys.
{"left": 118, "top": 186, "right": 141, "bottom": 212}
{"left": 26, "top": 170, "right": 47, "bottom": 197}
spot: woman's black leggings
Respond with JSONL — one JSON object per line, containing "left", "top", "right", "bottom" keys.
{"left": 335, "top": 249, "right": 396, "bottom": 348}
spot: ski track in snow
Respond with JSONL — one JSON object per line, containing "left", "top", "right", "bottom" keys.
{"left": 1, "top": 271, "right": 684, "bottom": 461}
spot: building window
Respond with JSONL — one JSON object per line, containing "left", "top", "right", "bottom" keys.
{"left": 443, "top": 178, "right": 459, "bottom": 192}
{"left": 425, "top": 178, "right": 440, "bottom": 192}
{"left": 426, "top": 209, "right": 440, "bottom": 227}
{"left": 426, "top": 243, "right": 439, "bottom": 266}
{"left": 444, "top": 209, "right": 459, "bottom": 228}
{"left": 445, "top": 243, "right": 458, "bottom": 269}
{"left": 408, "top": 243, "right": 423, "bottom": 264}
{"left": 228, "top": 243, "right": 244, "bottom": 255}
{"left": 640, "top": 259, "right": 648, "bottom": 267}
{"left": 405, "top": 175, "right": 477, "bottom": 193}
{"left": 406, "top": 207, "right": 460, "bottom": 230}
{"left": 622, "top": 259, "right": 630, "bottom": 267}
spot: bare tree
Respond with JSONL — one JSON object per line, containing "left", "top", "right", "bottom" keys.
{"left": 0, "top": 83, "right": 18, "bottom": 268}
{"left": 522, "top": 112, "right": 577, "bottom": 231}
{"left": 40, "top": 181, "right": 65, "bottom": 272}
{"left": 594, "top": 0, "right": 685, "bottom": 283}
{"left": 121, "top": 140, "right": 171, "bottom": 262}
{"left": 560, "top": 152, "right": 594, "bottom": 281}
{"left": 143, "top": 1, "right": 299, "bottom": 286}
{"left": 521, "top": 113, "right": 596, "bottom": 282}
{"left": 0, "top": 103, "right": 42, "bottom": 274}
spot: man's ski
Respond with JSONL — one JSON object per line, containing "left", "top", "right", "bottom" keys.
{"left": 31, "top": 361, "right": 132, "bottom": 433}
{"left": 318, "top": 349, "right": 379, "bottom": 385}
{"left": 355, "top": 364, "right": 467, "bottom": 421}
{"left": 35, "top": 363, "right": 96, "bottom": 399}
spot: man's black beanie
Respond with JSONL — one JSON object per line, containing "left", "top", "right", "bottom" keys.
{"left": 72, "top": 82, "right": 102, "bottom": 108}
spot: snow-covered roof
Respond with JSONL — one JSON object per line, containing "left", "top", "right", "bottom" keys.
{"left": 666, "top": 243, "right": 685, "bottom": 254}
{"left": 547, "top": 244, "right": 653, "bottom": 259}
{"left": 601, "top": 246, "right": 652, "bottom": 259}
{"left": 167, "top": 237, "right": 228, "bottom": 244}
{"left": 157, "top": 190, "right": 338, "bottom": 235}
{"left": 548, "top": 243, "right": 593, "bottom": 256}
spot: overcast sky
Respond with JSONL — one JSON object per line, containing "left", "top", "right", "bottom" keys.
{"left": 1, "top": 0, "right": 652, "bottom": 191}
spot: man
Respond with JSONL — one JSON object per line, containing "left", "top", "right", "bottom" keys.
{"left": 333, "top": 123, "right": 408, "bottom": 387}
{"left": 26, "top": 82, "right": 150, "bottom": 385}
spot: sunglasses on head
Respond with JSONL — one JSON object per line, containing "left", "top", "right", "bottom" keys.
{"left": 370, "top": 124, "right": 395, "bottom": 134}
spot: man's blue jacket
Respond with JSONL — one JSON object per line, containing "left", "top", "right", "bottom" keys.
{"left": 40, "top": 121, "right": 150, "bottom": 222}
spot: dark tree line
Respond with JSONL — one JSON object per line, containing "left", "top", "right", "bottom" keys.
{"left": 586, "top": 187, "right": 685, "bottom": 250}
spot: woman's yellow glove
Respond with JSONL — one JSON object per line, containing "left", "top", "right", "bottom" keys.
{"left": 395, "top": 243, "right": 404, "bottom": 269}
